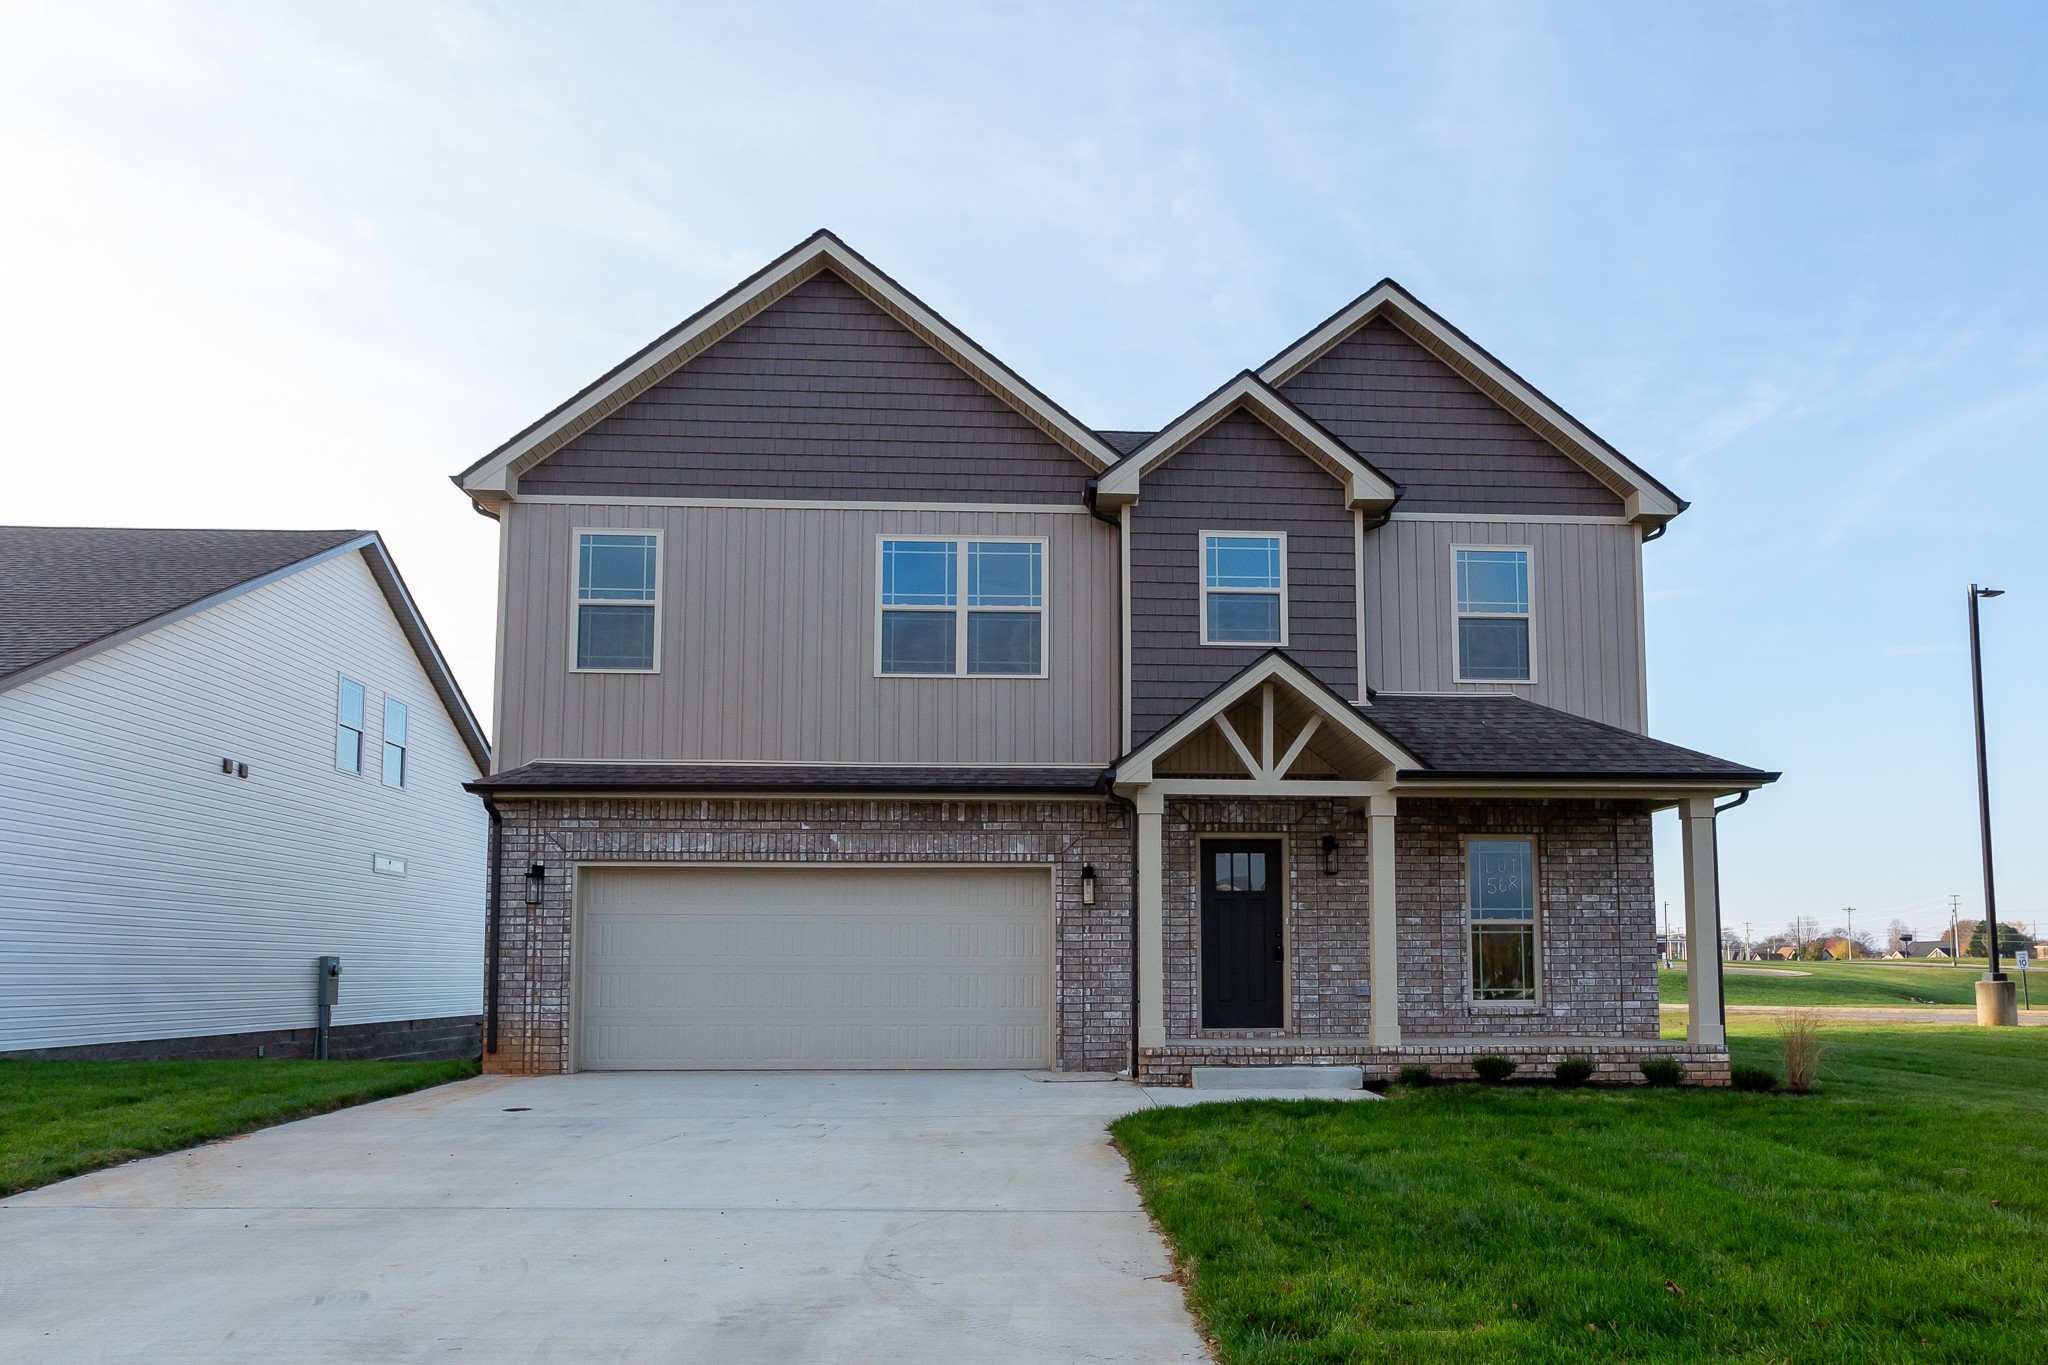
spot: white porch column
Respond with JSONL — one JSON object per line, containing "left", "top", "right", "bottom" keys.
{"left": 1681, "top": 795, "right": 1726, "bottom": 1046}
{"left": 1367, "top": 792, "right": 1400, "bottom": 1046}
{"left": 1135, "top": 788, "right": 1167, "bottom": 1052}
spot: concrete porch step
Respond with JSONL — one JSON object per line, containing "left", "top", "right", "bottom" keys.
{"left": 1191, "top": 1065, "right": 1363, "bottom": 1090}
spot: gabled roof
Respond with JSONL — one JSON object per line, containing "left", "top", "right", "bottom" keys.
{"left": 0, "top": 526, "right": 489, "bottom": 772}
{"left": 454, "top": 230, "right": 1123, "bottom": 512}
{"left": 1257, "top": 279, "right": 1685, "bottom": 527}
{"left": 1092, "top": 372, "right": 1399, "bottom": 512}
{"left": 1114, "top": 650, "right": 1422, "bottom": 784}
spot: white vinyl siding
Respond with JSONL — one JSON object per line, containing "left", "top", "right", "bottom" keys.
{"left": 576, "top": 865, "right": 1053, "bottom": 1070}
{"left": 0, "top": 552, "right": 486, "bottom": 1053}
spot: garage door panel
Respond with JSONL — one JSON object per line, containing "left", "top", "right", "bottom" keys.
{"left": 577, "top": 867, "right": 1053, "bottom": 1069}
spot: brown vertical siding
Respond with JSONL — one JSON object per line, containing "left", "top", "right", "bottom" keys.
{"left": 1281, "top": 319, "right": 1625, "bottom": 516}
{"left": 496, "top": 501, "right": 1119, "bottom": 767}
{"left": 518, "top": 272, "right": 1093, "bottom": 502}
{"left": 1127, "top": 411, "right": 1357, "bottom": 746}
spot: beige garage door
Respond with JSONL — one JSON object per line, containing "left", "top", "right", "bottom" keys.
{"left": 576, "top": 866, "right": 1053, "bottom": 1070}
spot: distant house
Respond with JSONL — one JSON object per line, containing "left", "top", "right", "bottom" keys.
{"left": 1886, "top": 941, "right": 1950, "bottom": 960}
{"left": 0, "top": 528, "right": 490, "bottom": 1060}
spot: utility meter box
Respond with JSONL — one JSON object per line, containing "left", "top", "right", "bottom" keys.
{"left": 318, "top": 955, "right": 342, "bottom": 1006}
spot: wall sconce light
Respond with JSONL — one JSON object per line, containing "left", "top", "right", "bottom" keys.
{"left": 1080, "top": 864, "right": 1097, "bottom": 906}
{"left": 524, "top": 862, "right": 546, "bottom": 904}
{"left": 1320, "top": 835, "right": 1340, "bottom": 876}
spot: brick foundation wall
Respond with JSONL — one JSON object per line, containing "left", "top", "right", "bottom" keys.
{"left": 1139, "top": 1040, "right": 1730, "bottom": 1088}
{"left": 1, "top": 1014, "right": 482, "bottom": 1063}
{"left": 489, "top": 797, "right": 1132, "bottom": 1075}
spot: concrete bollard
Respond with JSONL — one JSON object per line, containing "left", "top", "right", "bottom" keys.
{"left": 1976, "top": 977, "right": 2019, "bottom": 1027}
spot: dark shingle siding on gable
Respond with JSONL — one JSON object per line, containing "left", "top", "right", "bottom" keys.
{"left": 1128, "top": 411, "right": 1357, "bottom": 746}
{"left": 1280, "top": 319, "right": 1624, "bottom": 516}
{"left": 519, "top": 272, "right": 1093, "bottom": 503}
{"left": 0, "top": 527, "right": 363, "bottom": 682}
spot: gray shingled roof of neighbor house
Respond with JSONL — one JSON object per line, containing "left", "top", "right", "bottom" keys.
{"left": 1362, "top": 693, "right": 1774, "bottom": 781}
{"left": 0, "top": 526, "right": 368, "bottom": 682}
{"left": 469, "top": 764, "right": 1108, "bottom": 794}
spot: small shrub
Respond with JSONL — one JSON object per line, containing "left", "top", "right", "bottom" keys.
{"left": 1554, "top": 1057, "right": 1595, "bottom": 1088}
{"left": 1639, "top": 1057, "right": 1684, "bottom": 1088}
{"left": 1730, "top": 1063, "right": 1779, "bottom": 1092}
{"left": 1472, "top": 1054, "right": 1519, "bottom": 1084}
{"left": 1779, "top": 1008, "right": 1824, "bottom": 1093}
{"left": 1396, "top": 1065, "right": 1435, "bottom": 1088}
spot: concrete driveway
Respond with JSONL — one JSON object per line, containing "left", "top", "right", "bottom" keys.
{"left": 0, "top": 1072, "right": 1209, "bottom": 1363}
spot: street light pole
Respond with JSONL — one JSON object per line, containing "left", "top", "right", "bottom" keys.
{"left": 1968, "top": 583, "right": 2015, "bottom": 1026}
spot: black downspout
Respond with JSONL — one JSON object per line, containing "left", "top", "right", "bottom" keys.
{"left": 483, "top": 793, "right": 502, "bottom": 1056}
{"left": 1709, "top": 789, "right": 1750, "bottom": 1042}
{"left": 1104, "top": 783, "right": 1140, "bottom": 1077}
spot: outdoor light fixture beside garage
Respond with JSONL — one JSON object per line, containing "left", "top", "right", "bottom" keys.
{"left": 1321, "top": 834, "right": 1340, "bottom": 875}
{"left": 1080, "top": 865, "right": 1096, "bottom": 906}
{"left": 525, "top": 862, "right": 546, "bottom": 904}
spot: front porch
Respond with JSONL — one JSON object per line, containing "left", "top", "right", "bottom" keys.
{"left": 1113, "top": 652, "right": 1771, "bottom": 1087}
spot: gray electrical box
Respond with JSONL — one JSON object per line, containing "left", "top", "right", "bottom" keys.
{"left": 314, "top": 956, "right": 342, "bottom": 1059}
{"left": 318, "top": 955, "right": 343, "bottom": 1006}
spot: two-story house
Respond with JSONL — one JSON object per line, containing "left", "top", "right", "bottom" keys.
{"left": 456, "top": 232, "right": 1774, "bottom": 1085}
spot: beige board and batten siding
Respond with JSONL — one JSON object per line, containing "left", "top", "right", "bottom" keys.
{"left": 0, "top": 552, "right": 486, "bottom": 1052}
{"left": 1363, "top": 517, "right": 1646, "bottom": 732}
{"left": 496, "top": 500, "right": 1119, "bottom": 768}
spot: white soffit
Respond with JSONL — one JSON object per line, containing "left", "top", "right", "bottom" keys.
{"left": 1257, "top": 282, "right": 1684, "bottom": 525}
{"left": 457, "top": 231, "right": 1121, "bottom": 508}
{"left": 1093, "top": 373, "right": 1398, "bottom": 512}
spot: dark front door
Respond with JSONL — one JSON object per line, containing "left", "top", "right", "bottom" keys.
{"left": 1201, "top": 839, "right": 1285, "bottom": 1028}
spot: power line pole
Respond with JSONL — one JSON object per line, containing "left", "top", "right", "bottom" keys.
{"left": 1844, "top": 907, "right": 1855, "bottom": 960}
{"left": 1951, "top": 894, "right": 1962, "bottom": 969}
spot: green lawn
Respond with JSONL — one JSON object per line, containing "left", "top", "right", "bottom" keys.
{"left": 1658, "top": 957, "right": 2027, "bottom": 1009}
{"left": 0, "top": 1058, "right": 478, "bottom": 1195}
{"left": 1113, "top": 1021, "right": 2048, "bottom": 1364}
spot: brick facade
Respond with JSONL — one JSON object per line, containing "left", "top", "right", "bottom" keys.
{"left": 488, "top": 793, "right": 1696, "bottom": 1081}
{"left": 488, "top": 796, "right": 1131, "bottom": 1075}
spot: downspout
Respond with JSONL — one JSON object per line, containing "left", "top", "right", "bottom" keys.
{"left": 1105, "top": 779, "right": 1140, "bottom": 1078}
{"left": 482, "top": 792, "right": 502, "bottom": 1057}
{"left": 1709, "top": 789, "right": 1750, "bottom": 1043}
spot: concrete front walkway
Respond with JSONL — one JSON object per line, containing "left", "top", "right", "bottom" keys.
{"left": 1, "top": 1072, "right": 1210, "bottom": 1363}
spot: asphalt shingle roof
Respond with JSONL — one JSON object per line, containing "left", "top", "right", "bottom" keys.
{"left": 0, "top": 527, "right": 366, "bottom": 682}
{"left": 1361, "top": 693, "right": 1773, "bottom": 780}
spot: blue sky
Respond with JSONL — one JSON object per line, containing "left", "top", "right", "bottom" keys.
{"left": 3, "top": 1, "right": 2042, "bottom": 943}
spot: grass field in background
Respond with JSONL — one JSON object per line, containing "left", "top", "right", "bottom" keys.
{"left": 1114, "top": 1020, "right": 2048, "bottom": 1364}
{"left": 0, "top": 1058, "right": 478, "bottom": 1195}
{"left": 1657, "top": 957, "right": 2041, "bottom": 1009}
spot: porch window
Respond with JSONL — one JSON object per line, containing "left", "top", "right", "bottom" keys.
{"left": 1202, "top": 532, "right": 1285, "bottom": 645}
{"left": 1468, "top": 837, "right": 1537, "bottom": 1001}
{"left": 1455, "top": 547, "right": 1531, "bottom": 681}
{"left": 574, "top": 531, "right": 660, "bottom": 671}
{"left": 879, "top": 538, "right": 1044, "bottom": 676}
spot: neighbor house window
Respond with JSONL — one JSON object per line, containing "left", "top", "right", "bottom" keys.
{"left": 1455, "top": 547, "right": 1531, "bottom": 681}
{"left": 574, "top": 531, "right": 660, "bottom": 671}
{"left": 336, "top": 677, "right": 365, "bottom": 773}
{"left": 878, "top": 538, "right": 1044, "bottom": 676}
{"left": 381, "top": 697, "right": 408, "bottom": 788}
{"left": 1469, "top": 837, "right": 1537, "bottom": 1001}
{"left": 1201, "top": 533, "right": 1285, "bottom": 645}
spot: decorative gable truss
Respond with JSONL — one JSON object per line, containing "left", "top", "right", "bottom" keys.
{"left": 1091, "top": 372, "right": 1399, "bottom": 514}
{"left": 1113, "top": 650, "right": 1418, "bottom": 795}
{"left": 455, "top": 231, "right": 1123, "bottom": 514}
{"left": 1256, "top": 280, "right": 1684, "bottom": 528}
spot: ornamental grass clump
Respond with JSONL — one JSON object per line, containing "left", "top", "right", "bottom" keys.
{"left": 1471, "top": 1054, "right": 1518, "bottom": 1084}
{"left": 1730, "top": 1063, "right": 1779, "bottom": 1092}
{"left": 1395, "top": 1064, "right": 1435, "bottom": 1088}
{"left": 1779, "top": 1007, "right": 1825, "bottom": 1093}
{"left": 1639, "top": 1056, "right": 1684, "bottom": 1087}
{"left": 1554, "top": 1057, "right": 1595, "bottom": 1088}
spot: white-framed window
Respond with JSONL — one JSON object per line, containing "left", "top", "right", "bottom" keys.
{"left": 381, "top": 697, "right": 408, "bottom": 788}
{"left": 573, "top": 530, "right": 661, "bottom": 672}
{"left": 876, "top": 537, "right": 1046, "bottom": 677}
{"left": 1200, "top": 531, "right": 1287, "bottom": 646}
{"left": 336, "top": 677, "right": 365, "bottom": 773}
{"left": 1468, "top": 836, "right": 1538, "bottom": 1001}
{"left": 1454, "top": 546, "right": 1532, "bottom": 682}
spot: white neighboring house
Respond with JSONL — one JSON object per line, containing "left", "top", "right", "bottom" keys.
{"left": 0, "top": 527, "right": 490, "bottom": 1060}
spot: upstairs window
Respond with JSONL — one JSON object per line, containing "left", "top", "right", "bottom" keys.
{"left": 1469, "top": 837, "right": 1537, "bottom": 1001}
{"left": 336, "top": 677, "right": 365, "bottom": 773}
{"left": 381, "top": 697, "right": 408, "bottom": 788}
{"left": 1455, "top": 547, "right": 1531, "bottom": 681}
{"left": 575, "top": 531, "right": 660, "bottom": 671}
{"left": 878, "top": 538, "right": 1044, "bottom": 676}
{"left": 1201, "top": 533, "right": 1285, "bottom": 646}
